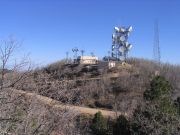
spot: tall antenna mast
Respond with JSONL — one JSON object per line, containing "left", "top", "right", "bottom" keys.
{"left": 153, "top": 20, "right": 161, "bottom": 64}
{"left": 81, "top": 50, "right": 85, "bottom": 57}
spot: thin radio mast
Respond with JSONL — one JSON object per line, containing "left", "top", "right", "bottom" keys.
{"left": 153, "top": 20, "right": 161, "bottom": 64}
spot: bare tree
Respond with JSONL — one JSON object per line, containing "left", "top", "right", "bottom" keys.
{"left": 0, "top": 36, "right": 31, "bottom": 134}
{"left": 0, "top": 37, "right": 80, "bottom": 135}
{"left": 0, "top": 36, "right": 31, "bottom": 90}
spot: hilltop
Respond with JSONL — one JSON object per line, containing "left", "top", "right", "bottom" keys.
{"left": 15, "top": 58, "right": 180, "bottom": 114}
{"left": 1, "top": 58, "right": 180, "bottom": 134}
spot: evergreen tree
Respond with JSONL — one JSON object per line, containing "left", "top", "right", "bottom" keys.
{"left": 144, "top": 76, "right": 172, "bottom": 101}
{"left": 90, "top": 111, "right": 108, "bottom": 135}
{"left": 131, "top": 76, "right": 180, "bottom": 135}
{"left": 113, "top": 115, "right": 131, "bottom": 135}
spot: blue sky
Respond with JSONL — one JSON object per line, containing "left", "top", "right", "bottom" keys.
{"left": 0, "top": 0, "right": 180, "bottom": 65}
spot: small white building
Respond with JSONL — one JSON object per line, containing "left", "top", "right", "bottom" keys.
{"left": 108, "top": 61, "right": 116, "bottom": 69}
{"left": 77, "top": 56, "right": 98, "bottom": 65}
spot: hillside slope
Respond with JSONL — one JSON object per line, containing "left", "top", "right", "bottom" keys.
{"left": 14, "top": 58, "right": 180, "bottom": 116}
{"left": 14, "top": 89, "right": 125, "bottom": 118}
{"left": 1, "top": 58, "right": 180, "bottom": 135}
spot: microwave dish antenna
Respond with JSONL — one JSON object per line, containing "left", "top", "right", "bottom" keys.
{"left": 111, "top": 26, "right": 133, "bottom": 62}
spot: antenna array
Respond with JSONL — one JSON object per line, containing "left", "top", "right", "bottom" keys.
{"left": 112, "top": 26, "right": 133, "bottom": 62}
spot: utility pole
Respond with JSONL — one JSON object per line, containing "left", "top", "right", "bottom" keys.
{"left": 108, "top": 51, "right": 111, "bottom": 61}
{"left": 66, "top": 51, "right": 69, "bottom": 64}
{"left": 81, "top": 50, "right": 85, "bottom": 57}
{"left": 72, "top": 47, "right": 79, "bottom": 59}
{"left": 72, "top": 47, "right": 79, "bottom": 64}
{"left": 153, "top": 20, "right": 161, "bottom": 65}
{"left": 91, "top": 52, "right": 95, "bottom": 57}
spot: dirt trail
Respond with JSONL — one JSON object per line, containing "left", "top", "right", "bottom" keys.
{"left": 64, "top": 72, "right": 129, "bottom": 83}
{"left": 14, "top": 89, "right": 127, "bottom": 118}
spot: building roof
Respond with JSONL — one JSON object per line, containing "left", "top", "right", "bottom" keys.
{"left": 77, "top": 56, "right": 98, "bottom": 60}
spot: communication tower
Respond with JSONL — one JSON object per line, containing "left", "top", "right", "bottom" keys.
{"left": 112, "top": 26, "right": 133, "bottom": 62}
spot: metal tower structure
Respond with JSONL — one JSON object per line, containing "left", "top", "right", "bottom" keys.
{"left": 153, "top": 20, "right": 161, "bottom": 64}
{"left": 72, "top": 47, "right": 79, "bottom": 59}
{"left": 112, "top": 26, "right": 133, "bottom": 62}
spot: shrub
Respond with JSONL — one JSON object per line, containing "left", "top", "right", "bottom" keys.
{"left": 144, "top": 76, "right": 177, "bottom": 114}
{"left": 131, "top": 76, "right": 180, "bottom": 135}
{"left": 113, "top": 115, "right": 131, "bottom": 135}
{"left": 90, "top": 111, "right": 108, "bottom": 135}
{"left": 144, "top": 76, "right": 172, "bottom": 101}
{"left": 174, "top": 97, "right": 180, "bottom": 116}
{"left": 131, "top": 104, "right": 180, "bottom": 135}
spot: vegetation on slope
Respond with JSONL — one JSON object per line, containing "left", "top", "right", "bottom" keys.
{"left": 1, "top": 40, "right": 180, "bottom": 134}
{"left": 89, "top": 75, "right": 180, "bottom": 135}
